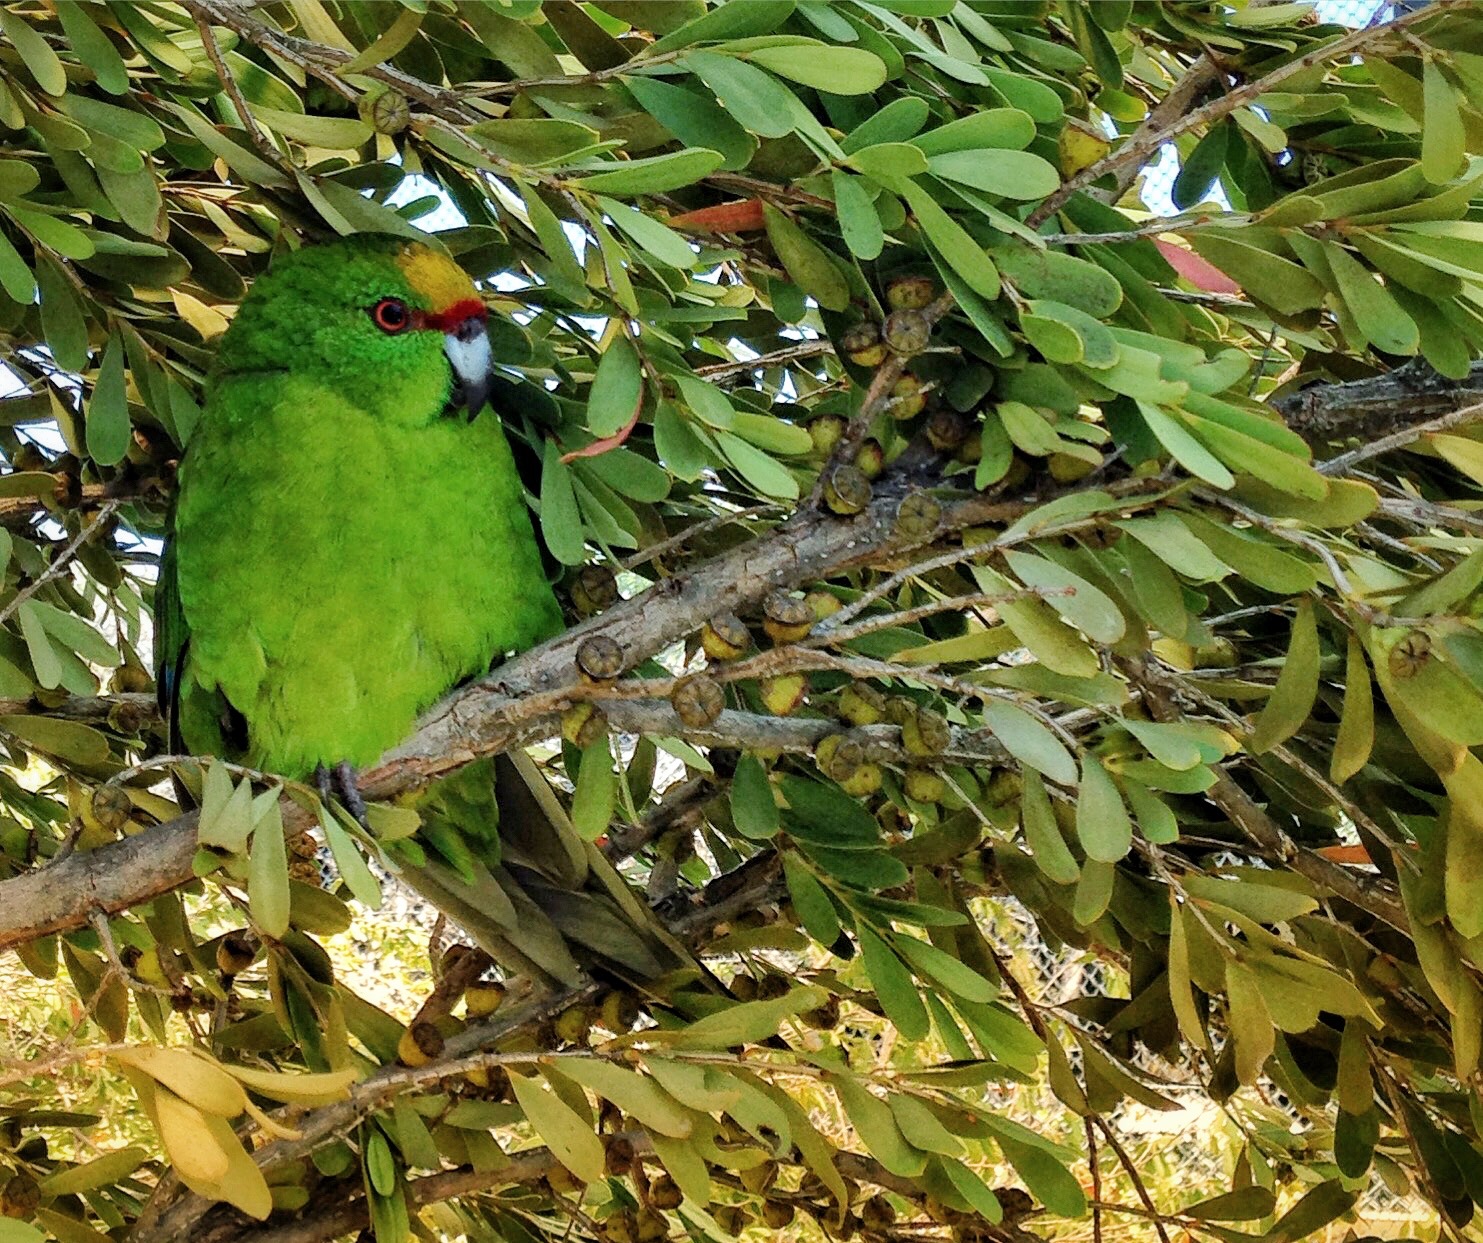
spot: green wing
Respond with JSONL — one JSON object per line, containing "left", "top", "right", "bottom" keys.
{"left": 155, "top": 525, "right": 241, "bottom": 759}
{"left": 154, "top": 533, "right": 190, "bottom": 755}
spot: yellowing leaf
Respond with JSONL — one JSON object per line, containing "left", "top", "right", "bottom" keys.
{"left": 1248, "top": 601, "right": 1319, "bottom": 754}
{"left": 508, "top": 1071, "right": 606, "bottom": 1184}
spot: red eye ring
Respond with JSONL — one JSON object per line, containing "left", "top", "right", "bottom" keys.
{"left": 371, "top": 298, "right": 411, "bottom": 334}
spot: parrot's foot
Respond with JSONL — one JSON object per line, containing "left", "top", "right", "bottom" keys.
{"left": 314, "top": 760, "right": 371, "bottom": 829}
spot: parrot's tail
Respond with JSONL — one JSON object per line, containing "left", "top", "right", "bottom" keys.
{"left": 398, "top": 751, "right": 708, "bottom": 997}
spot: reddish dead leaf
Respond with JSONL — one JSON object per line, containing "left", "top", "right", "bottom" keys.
{"left": 667, "top": 199, "right": 767, "bottom": 233}
{"left": 561, "top": 393, "right": 643, "bottom": 462}
{"left": 1315, "top": 843, "right": 1373, "bottom": 866}
{"left": 1155, "top": 238, "right": 1241, "bottom": 295}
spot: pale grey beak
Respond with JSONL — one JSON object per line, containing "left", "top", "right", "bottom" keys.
{"left": 444, "top": 317, "right": 492, "bottom": 420}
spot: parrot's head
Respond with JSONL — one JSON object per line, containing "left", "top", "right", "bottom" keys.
{"left": 214, "top": 233, "right": 495, "bottom": 424}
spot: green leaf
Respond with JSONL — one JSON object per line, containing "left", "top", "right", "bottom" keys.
{"left": 574, "top": 148, "right": 725, "bottom": 196}
{"left": 716, "top": 429, "right": 800, "bottom": 499}
{"left": 673, "top": 985, "right": 827, "bottom": 1048}
{"left": 1021, "top": 768, "right": 1079, "bottom": 883}
{"left": 974, "top": 566, "right": 1098, "bottom": 678}
{"left": 744, "top": 43, "right": 886, "bottom": 94}
{"left": 597, "top": 196, "right": 697, "bottom": 269}
{"left": 1249, "top": 600, "right": 1319, "bottom": 755}
{"left": 859, "top": 925, "right": 929, "bottom": 1039}
{"left": 982, "top": 699, "right": 1077, "bottom": 786}
{"left": 248, "top": 801, "right": 290, "bottom": 938}
{"left": 57, "top": 2, "right": 129, "bottom": 94}
{"left": 901, "top": 179, "right": 1000, "bottom": 300}
{"left": 892, "top": 931, "right": 997, "bottom": 1002}
{"left": 0, "top": 228, "right": 35, "bottom": 303}
{"left": 1137, "top": 401, "right": 1235, "bottom": 489}
{"left": 1172, "top": 122, "right": 1230, "bottom": 209}
{"left": 831, "top": 1074, "right": 926, "bottom": 1177}
{"left": 318, "top": 805, "right": 381, "bottom": 908}
{"left": 0, "top": 713, "right": 109, "bottom": 766}
{"left": 927, "top": 149, "right": 1060, "bottom": 200}
{"left": 762, "top": 203, "right": 849, "bottom": 311}
{"left": 832, "top": 170, "right": 884, "bottom": 260}
{"left": 624, "top": 76, "right": 755, "bottom": 171}
{"left": 1185, "top": 1185, "right": 1277, "bottom": 1221}
{"left": 731, "top": 754, "right": 780, "bottom": 840}
{"left": 1188, "top": 233, "right": 1324, "bottom": 314}
{"left": 540, "top": 441, "right": 586, "bottom": 566}
{"left": 549, "top": 1060, "right": 694, "bottom": 1138}
{"left": 1331, "top": 636, "right": 1375, "bottom": 784}
{"left": 1423, "top": 60, "right": 1465, "bottom": 184}
{"left": 508, "top": 1071, "right": 606, "bottom": 1184}
{"left": 1323, "top": 242, "right": 1418, "bottom": 355}
{"left": 571, "top": 740, "right": 617, "bottom": 841}
{"left": 0, "top": 7, "right": 66, "bottom": 95}
{"left": 340, "top": 6, "right": 424, "bottom": 74}
{"left": 783, "top": 854, "right": 840, "bottom": 945}
{"left": 86, "top": 332, "right": 130, "bottom": 467}
{"left": 587, "top": 338, "right": 644, "bottom": 438}
{"left": 989, "top": 1128, "right": 1086, "bottom": 1217}
{"left": 913, "top": 109, "right": 1035, "bottom": 154}
{"left": 1005, "top": 550, "right": 1125, "bottom": 644}
{"left": 682, "top": 51, "right": 800, "bottom": 139}
{"left": 1076, "top": 755, "right": 1133, "bottom": 862}
{"left": 36, "top": 255, "right": 89, "bottom": 372}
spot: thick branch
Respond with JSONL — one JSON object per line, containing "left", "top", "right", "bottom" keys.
{"left": 0, "top": 472, "right": 1055, "bottom": 951}
{"left": 1273, "top": 361, "right": 1483, "bottom": 447}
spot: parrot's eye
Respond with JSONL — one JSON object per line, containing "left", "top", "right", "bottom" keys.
{"left": 370, "top": 298, "right": 411, "bottom": 334}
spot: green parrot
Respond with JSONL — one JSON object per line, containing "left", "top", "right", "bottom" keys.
{"left": 158, "top": 234, "right": 689, "bottom": 989}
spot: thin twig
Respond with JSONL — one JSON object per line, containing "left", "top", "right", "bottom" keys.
{"left": 0, "top": 501, "right": 119, "bottom": 631}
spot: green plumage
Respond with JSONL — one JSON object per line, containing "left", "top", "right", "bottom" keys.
{"left": 162, "top": 235, "right": 560, "bottom": 776}
{"left": 160, "top": 235, "right": 695, "bottom": 991}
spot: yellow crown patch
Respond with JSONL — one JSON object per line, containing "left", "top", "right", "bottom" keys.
{"left": 395, "top": 243, "right": 479, "bottom": 311}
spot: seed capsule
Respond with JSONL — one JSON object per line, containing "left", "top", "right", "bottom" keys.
{"left": 762, "top": 591, "right": 814, "bottom": 643}
{"left": 894, "top": 491, "right": 941, "bottom": 541}
{"left": 804, "top": 589, "right": 841, "bottom": 621}
{"left": 761, "top": 1200, "right": 796, "bottom": 1228}
{"left": 760, "top": 672, "right": 807, "bottom": 716}
{"left": 822, "top": 464, "right": 872, "bottom": 515}
{"left": 91, "top": 783, "right": 132, "bottom": 832}
{"left": 882, "top": 308, "right": 932, "bottom": 356}
{"left": 1, "top": 1173, "right": 40, "bottom": 1219}
{"left": 1389, "top": 631, "right": 1432, "bottom": 678}
{"left": 649, "top": 1175, "right": 683, "bottom": 1210}
{"left": 397, "top": 1021, "right": 444, "bottom": 1066}
{"left": 902, "top": 705, "right": 951, "bottom": 758}
{"left": 886, "top": 275, "right": 935, "bottom": 310}
{"left": 888, "top": 374, "right": 926, "bottom": 420}
{"left": 701, "top": 612, "right": 750, "bottom": 662}
{"left": 671, "top": 674, "right": 725, "bottom": 728}
{"left": 215, "top": 931, "right": 257, "bottom": 977}
{"left": 839, "top": 321, "right": 887, "bottom": 367}
{"left": 904, "top": 768, "right": 946, "bottom": 804}
{"left": 729, "top": 974, "right": 758, "bottom": 1001}
{"left": 553, "top": 1003, "right": 593, "bottom": 1046}
{"left": 860, "top": 1196, "right": 897, "bottom": 1230}
{"left": 571, "top": 564, "right": 620, "bottom": 616}
{"left": 802, "top": 994, "right": 842, "bottom": 1029}
{"left": 838, "top": 682, "right": 887, "bottom": 727}
{"left": 839, "top": 762, "right": 883, "bottom": 797}
{"left": 111, "top": 664, "right": 153, "bottom": 694}
{"left": 925, "top": 409, "right": 970, "bottom": 452}
{"left": 465, "top": 982, "right": 506, "bottom": 1018}
{"left": 809, "top": 412, "right": 847, "bottom": 456}
{"left": 816, "top": 733, "right": 865, "bottom": 782}
{"left": 359, "top": 86, "right": 410, "bottom": 134}
{"left": 856, "top": 439, "right": 885, "bottom": 479}
{"left": 562, "top": 702, "right": 609, "bottom": 749}
{"left": 576, "top": 635, "right": 624, "bottom": 681}
{"left": 598, "top": 989, "right": 641, "bottom": 1032}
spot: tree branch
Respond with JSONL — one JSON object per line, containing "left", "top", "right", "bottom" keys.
{"left": 0, "top": 469, "right": 1058, "bottom": 951}
{"left": 1028, "top": 0, "right": 1465, "bottom": 227}
{"left": 1270, "top": 360, "right": 1483, "bottom": 448}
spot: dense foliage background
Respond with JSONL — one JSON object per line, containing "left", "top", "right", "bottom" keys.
{"left": 2, "top": 1, "right": 1483, "bottom": 1241}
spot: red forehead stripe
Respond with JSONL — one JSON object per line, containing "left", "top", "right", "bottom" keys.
{"left": 416, "top": 298, "right": 488, "bottom": 332}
